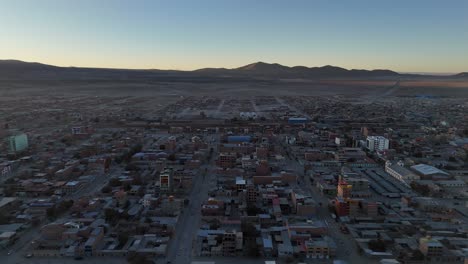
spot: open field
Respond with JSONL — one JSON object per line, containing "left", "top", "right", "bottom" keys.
{"left": 1, "top": 77, "right": 468, "bottom": 99}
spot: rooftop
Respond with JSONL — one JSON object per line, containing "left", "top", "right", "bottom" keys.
{"left": 411, "top": 164, "right": 449, "bottom": 176}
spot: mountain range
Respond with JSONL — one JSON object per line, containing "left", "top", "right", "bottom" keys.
{"left": 195, "top": 62, "right": 401, "bottom": 78}
{"left": 0, "top": 59, "right": 466, "bottom": 81}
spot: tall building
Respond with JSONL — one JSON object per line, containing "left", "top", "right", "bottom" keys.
{"left": 159, "top": 168, "right": 173, "bottom": 192}
{"left": 366, "top": 136, "right": 389, "bottom": 151}
{"left": 8, "top": 133, "right": 28, "bottom": 153}
{"left": 218, "top": 153, "right": 236, "bottom": 168}
{"left": 337, "top": 180, "right": 352, "bottom": 198}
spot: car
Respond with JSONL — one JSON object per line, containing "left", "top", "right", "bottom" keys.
{"left": 25, "top": 253, "right": 33, "bottom": 258}
{"left": 7, "top": 250, "right": 13, "bottom": 255}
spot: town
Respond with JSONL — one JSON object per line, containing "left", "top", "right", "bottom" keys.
{"left": 0, "top": 94, "right": 467, "bottom": 264}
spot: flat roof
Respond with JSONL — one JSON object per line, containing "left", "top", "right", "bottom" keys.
{"left": 411, "top": 164, "right": 449, "bottom": 176}
{"left": 0, "top": 197, "right": 17, "bottom": 208}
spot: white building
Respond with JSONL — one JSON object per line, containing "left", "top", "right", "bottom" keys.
{"left": 385, "top": 161, "right": 420, "bottom": 186}
{"left": 8, "top": 133, "right": 28, "bottom": 153}
{"left": 366, "top": 136, "right": 389, "bottom": 151}
{"left": 335, "top": 137, "right": 345, "bottom": 146}
{"left": 240, "top": 112, "right": 257, "bottom": 120}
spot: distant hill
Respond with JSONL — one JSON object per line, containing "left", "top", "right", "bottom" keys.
{"left": 0, "top": 60, "right": 58, "bottom": 77}
{"left": 196, "top": 61, "right": 400, "bottom": 78}
{"left": 0, "top": 59, "right": 465, "bottom": 81}
{"left": 453, "top": 72, "right": 468, "bottom": 78}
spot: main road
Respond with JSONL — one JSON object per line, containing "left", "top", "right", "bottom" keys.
{"left": 163, "top": 134, "right": 219, "bottom": 264}
{"left": 280, "top": 137, "right": 377, "bottom": 264}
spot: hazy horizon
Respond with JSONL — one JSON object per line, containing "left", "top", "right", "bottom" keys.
{"left": 1, "top": 0, "right": 467, "bottom": 72}
{"left": 1, "top": 58, "right": 465, "bottom": 75}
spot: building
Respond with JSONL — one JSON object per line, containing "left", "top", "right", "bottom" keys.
{"left": 291, "top": 192, "right": 316, "bottom": 216}
{"left": 8, "top": 133, "right": 28, "bottom": 152}
{"left": 63, "top": 181, "right": 81, "bottom": 194}
{"left": 165, "top": 136, "right": 177, "bottom": 152}
{"left": 218, "top": 153, "right": 236, "bottom": 168}
{"left": 337, "top": 180, "right": 352, "bottom": 198}
{"left": 239, "top": 112, "right": 257, "bottom": 120}
{"left": 197, "top": 230, "right": 242, "bottom": 257}
{"left": 305, "top": 236, "right": 337, "bottom": 258}
{"left": 335, "top": 197, "right": 349, "bottom": 216}
{"left": 346, "top": 178, "right": 370, "bottom": 193}
{"left": 160, "top": 168, "right": 173, "bottom": 192}
{"left": 227, "top": 136, "right": 251, "bottom": 143}
{"left": 246, "top": 184, "right": 258, "bottom": 203}
{"left": 366, "top": 136, "right": 389, "bottom": 151}
{"left": 410, "top": 164, "right": 450, "bottom": 180}
{"left": 335, "top": 148, "right": 367, "bottom": 163}
{"left": 0, "top": 162, "right": 12, "bottom": 177}
{"left": 385, "top": 161, "right": 419, "bottom": 186}
{"left": 362, "top": 201, "right": 378, "bottom": 217}
{"left": 436, "top": 180, "right": 465, "bottom": 188}
{"left": 288, "top": 117, "right": 308, "bottom": 125}
{"left": 235, "top": 177, "right": 246, "bottom": 192}
{"left": 419, "top": 237, "right": 443, "bottom": 257}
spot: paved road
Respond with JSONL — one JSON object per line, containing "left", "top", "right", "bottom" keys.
{"left": 275, "top": 96, "right": 312, "bottom": 119}
{"left": 367, "top": 80, "right": 400, "bottom": 104}
{"left": 281, "top": 142, "right": 376, "bottom": 264}
{"left": 162, "top": 134, "right": 219, "bottom": 264}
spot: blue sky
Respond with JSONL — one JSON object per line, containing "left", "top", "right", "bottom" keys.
{"left": 0, "top": 0, "right": 467, "bottom": 72}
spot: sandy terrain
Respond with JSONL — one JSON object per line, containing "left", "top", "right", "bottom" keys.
{"left": 1, "top": 78, "right": 467, "bottom": 98}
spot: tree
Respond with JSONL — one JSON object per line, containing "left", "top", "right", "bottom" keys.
{"left": 57, "top": 200, "right": 74, "bottom": 211}
{"left": 118, "top": 231, "right": 129, "bottom": 247}
{"left": 209, "top": 219, "right": 221, "bottom": 229}
{"left": 246, "top": 204, "right": 262, "bottom": 216}
{"left": 105, "top": 208, "right": 118, "bottom": 224}
{"left": 109, "top": 178, "right": 121, "bottom": 187}
{"left": 101, "top": 185, "right": 112, "bottom": 194}
{"left": 0, "top": 212, "right": 10, "bottom": 225}
{"left": 167, "top": 153, "right": 176, "bottom": 161}
{"left": 368, "top": 239, "right": 386, "bottom": 252}
{"left": 132, "top": 175, "right": 143, "bottom": 185}
{"left": 241, "top": 222, "right": 259, "bottom": 238}
{"left": 410, "top": 182, "right": 431, "bottom": 196}
{"left": 125, "top": 163, "right": 139, "bottom": 171}
{"left": 411, "top": 250, "right": 425, "bottom": 260}
{"left": 46, "top": 206, "right": 56, "bottom": 219}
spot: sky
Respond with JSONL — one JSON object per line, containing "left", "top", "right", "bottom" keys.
{"left": 0, "top": 0, "right": 467, "bottom": 73}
